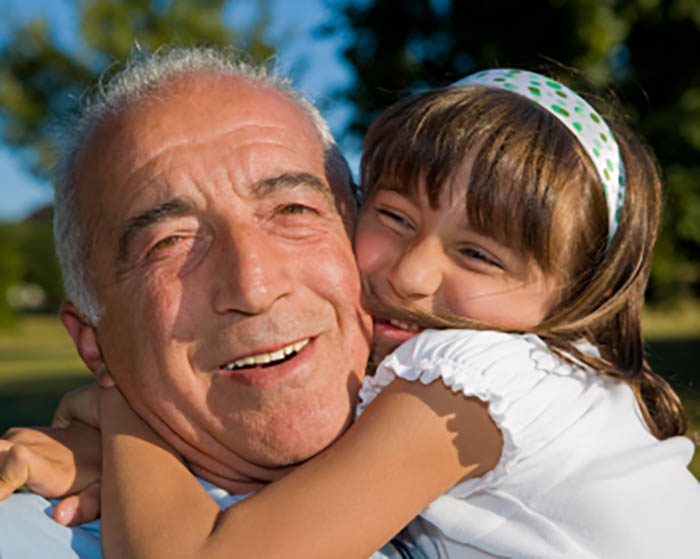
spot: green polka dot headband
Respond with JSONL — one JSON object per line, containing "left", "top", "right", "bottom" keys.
{"left": 453, "top": 68, "right": 626, "bottom": 242}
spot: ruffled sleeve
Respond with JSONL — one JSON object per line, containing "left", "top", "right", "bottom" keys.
{"left": 357, "top": 329, "right": 600, "bottom": 497}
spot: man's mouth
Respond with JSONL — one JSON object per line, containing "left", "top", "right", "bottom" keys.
{"left": 220, "top": 338, "right": 311, "bottom": 371}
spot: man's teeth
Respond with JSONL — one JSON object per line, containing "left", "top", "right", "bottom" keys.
{"left": 221, "top": 338, "right": 310, "bottom": 370}
{"left": 388, "top": 318, "right": 420, "bottom": 332}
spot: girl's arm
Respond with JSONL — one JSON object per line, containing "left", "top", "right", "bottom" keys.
{"left": 101, "top": 379, "right": 502, "bottom": 559}
{"left": 0, "top": 421, "right": 102, "bottom": 525}
{"left": 0, "top": 422, "right": 101, "bottom": 501}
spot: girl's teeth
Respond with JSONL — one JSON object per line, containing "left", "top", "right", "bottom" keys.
{"left": 224, "top": 338, "right": 310, "bottom": 370}
{"left": 388, "top": 319, "right": 419, "bottom": 332}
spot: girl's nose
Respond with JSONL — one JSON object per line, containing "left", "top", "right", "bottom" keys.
{"left": 386, "top": 236, "right": 444, "bottom": 301}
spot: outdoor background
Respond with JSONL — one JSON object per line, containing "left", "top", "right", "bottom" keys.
{"left": 0, "top": 0, "right": 698, "bottom": 478}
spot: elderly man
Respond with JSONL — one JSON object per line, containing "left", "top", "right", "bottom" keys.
{"left": 0, "top": 46, "right": 419, "bottom": 558}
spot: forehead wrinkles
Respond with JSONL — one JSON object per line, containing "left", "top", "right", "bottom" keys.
{"left": 74, "top": 76, "right": 327, "bottom": 263}
{"left": 134, "top": 130, "right": 318, "bottom": 186}
{"left": 86, "top": 78, "right": 322, "bottom": 179}
{"left": 114, "top": 124, "right": 319, "bottom": 185}
{"left": 83, "top": 110, "right": 323, "bottom": 205}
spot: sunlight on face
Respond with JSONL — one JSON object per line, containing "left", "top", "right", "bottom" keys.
{"left": 76, "top": 74, "right": 371, "bottom": 479}
{"left": 355, "top": 155, "right": 557, "bottom": 359}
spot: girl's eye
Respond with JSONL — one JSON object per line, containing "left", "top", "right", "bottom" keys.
{"left": 460, "top": 247, "right": 501, "bottom": 268}
{"left": 378, "top": 208, "right": 412, "bottom": 229}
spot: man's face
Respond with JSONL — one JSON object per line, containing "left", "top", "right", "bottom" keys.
{"left": 73, "top": 74, "right": 371, "bottom": 487}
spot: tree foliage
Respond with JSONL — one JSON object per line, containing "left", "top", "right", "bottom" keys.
{"left": 0, "top": 0, "right": 275, "bottom": 177}
{"left": 326, "top": 0, "right": 700, "bottom": 301}
{"left": 0, "top": 223, "right": 23, "bottom": 325}
{"left": 0, "top": 212, "right": 63, "bottom": 318}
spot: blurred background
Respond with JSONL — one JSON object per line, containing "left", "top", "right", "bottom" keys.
{"left": 0, "top": 0, "right": 698, "bottom": 475}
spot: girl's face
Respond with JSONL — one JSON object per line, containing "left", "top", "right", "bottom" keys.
{"left": 355, "top": 157, "right": 558, "bottom": 359}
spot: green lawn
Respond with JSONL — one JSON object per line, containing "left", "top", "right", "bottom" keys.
{"left": 0, "top": 311, "right": 699, "bottom": 478}
{"left": 0, "top": 315, "right": 92, "bottom": 431}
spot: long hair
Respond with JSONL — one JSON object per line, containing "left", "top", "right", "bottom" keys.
{"left": 361, "top": 85, "right": 686, "bottom": 439}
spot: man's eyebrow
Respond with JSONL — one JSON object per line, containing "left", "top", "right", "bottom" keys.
{"left": 118, "top": 198, "right": 197, "bottom": 262}
{"left": 251, "top": 172, "right": 333, "bottom": 203}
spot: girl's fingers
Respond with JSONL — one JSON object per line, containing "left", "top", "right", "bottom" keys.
{"left": 54, "top": 481, "right": 102, "bottom": 526}
{"left": 52, "top": 384, "right": 102, "bottom": 429}
{"left": 0, "top": 441, "right": 33, "bottom": 500}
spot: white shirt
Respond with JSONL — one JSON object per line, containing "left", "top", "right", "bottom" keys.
{"left": 358, "top": 329, "right": 700, "bottom": 559}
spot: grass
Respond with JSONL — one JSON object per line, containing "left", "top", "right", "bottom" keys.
{"left": 0, "top": 310, "right": 699, "bottom": 478}
{"left": 0, "top": 315, "right": 92, "bottom": 430}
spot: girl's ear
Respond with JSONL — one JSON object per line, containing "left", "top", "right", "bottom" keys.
{"left": 59, "top": 301, "right": 115, "bottom": 388}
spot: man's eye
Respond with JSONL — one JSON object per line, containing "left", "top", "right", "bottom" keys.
{"left": 280, "top": 204, "right": 315, "bottom": 215}
{"left": 152, "top": 236, "right": 183, "bottom": 251}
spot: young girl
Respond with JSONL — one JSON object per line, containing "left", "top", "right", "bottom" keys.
{"left": 96, "top": 68, "right": 699, "bottom": 558}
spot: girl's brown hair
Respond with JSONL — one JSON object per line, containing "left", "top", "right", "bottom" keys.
{"left": 361, "top": 85, "right": 686, "bottom": 439}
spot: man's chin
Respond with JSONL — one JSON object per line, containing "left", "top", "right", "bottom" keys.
{"left": 252, "top": 403, "right": 356, "bottom": 468}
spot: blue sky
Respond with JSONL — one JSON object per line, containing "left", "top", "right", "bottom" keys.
{"left": 0, "top": 0, "right": 356, "bottom": 220}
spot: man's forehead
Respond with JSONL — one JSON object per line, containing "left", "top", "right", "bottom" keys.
{"left": 71, "top": 71, "right": 333, "bottom": 252}
{"left": 103, "top": 73, "right": 318, "bottom": 149}
{"left": 75, "top": 71, "right": 326, "bottom": 196}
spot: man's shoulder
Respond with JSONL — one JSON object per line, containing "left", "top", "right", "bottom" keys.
{"left": 0, "top": 491, "right": 102, "bottom": 559}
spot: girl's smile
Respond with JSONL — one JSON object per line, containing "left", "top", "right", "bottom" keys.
{"left": 355, "top": 156, "right": 558, "bottom": 359}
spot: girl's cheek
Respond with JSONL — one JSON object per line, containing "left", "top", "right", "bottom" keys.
{"left": 354, "top": 226, "right": 393, "bottom": 279}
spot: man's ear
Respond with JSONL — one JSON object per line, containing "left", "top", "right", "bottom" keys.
{"left": 59, "top": 301, "right": 115, "bottom": 388}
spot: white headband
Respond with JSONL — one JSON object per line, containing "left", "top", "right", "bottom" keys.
{"left": 453, "top": 69, "right": 626, "bottom": 242}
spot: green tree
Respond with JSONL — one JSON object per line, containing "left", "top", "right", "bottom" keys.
{"left": 0, "top": 223, "right": 23, "bottom": 325}
{"left": 0, "top": 0, "right": 275, "bottom": 177}
{"left": 16, "top": 210, "right": 64, "bottom": 312}
{"left": 326, "top": 0, "right": 700, "bottom": 300}
{"left": 0, "top": 214, "right": 61, "bottom": 317}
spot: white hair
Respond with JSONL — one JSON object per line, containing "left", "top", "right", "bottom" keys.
{"left": 52, "top": 45, "right": 353, "bottom": 325}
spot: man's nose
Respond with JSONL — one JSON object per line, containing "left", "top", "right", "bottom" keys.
{"left": 386, "top": 236, "right": 444, "bottom": 302}
{"left": 211, "top": 223, "right": 292, "bottom": 315}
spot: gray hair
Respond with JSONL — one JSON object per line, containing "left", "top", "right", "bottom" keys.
{"left": 52, "top": 45, "right": 353, "bottom": 325}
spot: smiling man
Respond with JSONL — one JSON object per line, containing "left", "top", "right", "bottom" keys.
{"left": 0, "top": 46, "right": 379, "bottom": 558}
{"left": 61, "top": 58, "right": 371, "bottom": 484}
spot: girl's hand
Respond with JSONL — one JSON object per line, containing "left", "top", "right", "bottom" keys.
{"left": 48, "top": 383, "right": 106, "bottom": 526}
{"left": 0, "top": 422, "right": 102, "bottom": 525}
{"left": 52, "top": 383, "right": 102, "bottom": 429}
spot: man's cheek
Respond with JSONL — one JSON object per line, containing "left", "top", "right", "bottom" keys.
{"left": 311, "top": 238, "right": 361, "bottom": 287}
{"left": 135, "top": 273, "right": 190, "bottom": 332}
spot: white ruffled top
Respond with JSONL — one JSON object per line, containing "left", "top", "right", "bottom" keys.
{"left": 357, "top": 329, "right": 700, "bottom": 559}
